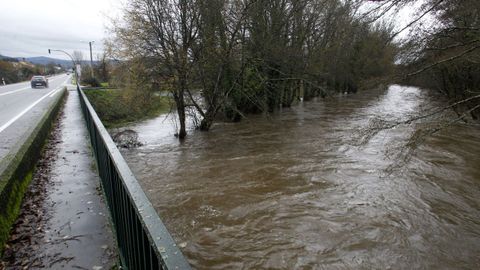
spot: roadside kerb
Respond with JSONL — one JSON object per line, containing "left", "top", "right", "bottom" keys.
{"left": 0, "top": 88, "right": 67, "bottom": 255}
{"left": 78, "top": 85, "right": 191, "bottom": 270}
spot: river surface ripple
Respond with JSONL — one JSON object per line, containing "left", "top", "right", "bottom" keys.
{"left": 119, "top": 85, "right": 480, "bottom": 269}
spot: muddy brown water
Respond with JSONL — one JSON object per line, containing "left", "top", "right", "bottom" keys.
{"left": 118, "top": 85, "right": 480, "bottom": 269}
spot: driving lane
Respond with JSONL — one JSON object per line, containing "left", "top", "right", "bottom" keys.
{"left": 0, "top": 74, "right": 71, "bottom": 132}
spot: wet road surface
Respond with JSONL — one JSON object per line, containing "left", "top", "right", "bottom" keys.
{"left": 120, "top": 85, "right": 480, "bottom": 269}
{"left": 1, "top": 89, "right": 117, "bottom": 269}
{"left": 0, "top": 74, "right": 71, "bottom": 160}
{"left": 0, "top": 74, "right": 69, "bottom": 131}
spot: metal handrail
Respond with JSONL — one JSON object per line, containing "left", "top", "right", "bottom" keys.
{"left": 77, "top": 85, "right": 191, "bottom": 269}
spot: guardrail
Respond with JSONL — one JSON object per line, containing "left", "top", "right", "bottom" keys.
{"left": 77, "top": 85, "right": 191, "bottom": 270}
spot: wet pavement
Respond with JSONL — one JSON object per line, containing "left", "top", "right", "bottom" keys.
{"left": 1, "top": 88, "right": 117, "bottom": 269}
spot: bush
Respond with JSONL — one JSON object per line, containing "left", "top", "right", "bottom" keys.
{"left": 84, "top": 89, "right": 171, "bottom": 128}
{"left": 81, "top": 76, "right": 101, "bottom": 87}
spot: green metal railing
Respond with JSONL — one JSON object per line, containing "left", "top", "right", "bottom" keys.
{"left": 77, "top": 86, "right": 191, "bottom": 270}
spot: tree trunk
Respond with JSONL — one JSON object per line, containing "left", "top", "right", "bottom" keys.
{"left": 175, "top": 69, "right": 188, "bottom": 139}
{"left": 177, "top": 107, "right": 187, "bottom": 139}
{"left": 199, "top": 106, "right": 217, "bottom": 131}
{"left": 174, "top": 92, "right": 187, "bottom": 139}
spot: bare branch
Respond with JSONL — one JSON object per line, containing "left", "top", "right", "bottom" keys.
{"left": 386, "top": 0, "right": 445, "bottom": 44}
{"left": 407, "top": 45, "right": 480, "bottom": 77}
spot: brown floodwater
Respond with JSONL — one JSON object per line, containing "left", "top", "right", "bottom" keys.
{"left": 118, "top": 85, "right": 480, "bottom": 269}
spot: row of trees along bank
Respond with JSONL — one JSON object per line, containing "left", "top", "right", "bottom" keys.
{"left": 108, "top": 0, "right": 398, "bottom": 139}
{"left": 395, "top": 0, "right": 480, "bottom": 120}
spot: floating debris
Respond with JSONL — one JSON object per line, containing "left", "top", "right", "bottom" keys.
{"left": 112, "top": 129, "right": 143, "bottom": 148}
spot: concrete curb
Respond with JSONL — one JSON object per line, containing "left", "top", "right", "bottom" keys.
{"left": 0, "top": 88, "right": 67, "bottom": 255}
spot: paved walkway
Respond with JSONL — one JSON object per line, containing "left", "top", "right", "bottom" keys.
{"left": 2, "top": 88, "right": 117, "bottom": 269}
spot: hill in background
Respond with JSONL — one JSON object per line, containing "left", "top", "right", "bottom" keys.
{"left": 0, "top": 54, "right": 83, "bottom": 67}
{"left": 19, "top": 56, "right": 73, "bottom": 67}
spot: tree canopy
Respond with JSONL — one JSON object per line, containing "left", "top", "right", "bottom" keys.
{"left": 111, "top": 0, "right": 480, "bottom": 138}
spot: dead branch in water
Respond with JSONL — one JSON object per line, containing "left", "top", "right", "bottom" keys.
{"left": 354, "top": 93, "right": 480, "bottom": 146}
{"left": 351, "top": 93, "right": 480, "bottom": 173}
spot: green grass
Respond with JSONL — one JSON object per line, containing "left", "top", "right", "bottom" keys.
{"left": 84, "top": 89, "right": 172, "bottom": 128}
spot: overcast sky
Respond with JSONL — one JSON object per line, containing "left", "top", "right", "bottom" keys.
{"left": 0, "top": 0, "right": 124, "bottom": 60}
{"left": 0, "top": 0, "right": 422, "bottom": 61}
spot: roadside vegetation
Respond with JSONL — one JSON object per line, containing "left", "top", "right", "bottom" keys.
{"left": 0, "top": 56, "right": 63, "bottom": 84}
{"left": 84, "top": 89, "right": 171, "bottom": 128}
{"left": 77, "top": 51, "right": 173, "bottom": 128}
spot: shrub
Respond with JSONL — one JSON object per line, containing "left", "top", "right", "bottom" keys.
{"left": 81, "top": 76, "right": 101, "bottom": 87}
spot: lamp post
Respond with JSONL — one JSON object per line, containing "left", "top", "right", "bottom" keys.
{"left": 48, "top": 49, "right": 79, "bottom": 85}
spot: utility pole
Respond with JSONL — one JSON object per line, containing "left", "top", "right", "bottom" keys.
{"left": 89, "top": 41, "right": 94, "bottom": 78}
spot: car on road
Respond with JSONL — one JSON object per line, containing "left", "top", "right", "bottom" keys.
{"left": 30, "top": 76, "right": 49, "bottom": 88}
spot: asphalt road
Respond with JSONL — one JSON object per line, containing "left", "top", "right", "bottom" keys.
{"left": 0, "top": 74, "right": 71, "bottom": 134}
{"left": 0, "top": 73, "right": 71, "bottom": 161}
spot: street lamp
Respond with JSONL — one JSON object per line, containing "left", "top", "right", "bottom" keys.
{"left": 48, "top": 49, "right": 79, "bottom": 85}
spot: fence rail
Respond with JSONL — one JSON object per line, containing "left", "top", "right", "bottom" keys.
{"left": 78, "top": 86, "right": 191, "bottom": 270}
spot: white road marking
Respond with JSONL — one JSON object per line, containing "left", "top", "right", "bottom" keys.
{"left": 49, "top": 87, "right": 62, "bottom": 97}
{"left": 0, "top": 81, "right": 30, "bottom": 89}
{"left": 0, "top": 85, "right": 65, "bottom": 134}
{"left": 0, "top": 75, "right": 67, "bottom": 97}
{"left": 48, "top": 77, "right": 72, "bottom": 98}
{"left": 0, "top": 86, "right": 31, "bottom": 97}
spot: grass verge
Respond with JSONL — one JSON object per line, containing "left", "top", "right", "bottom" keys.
{"left": 84, "top": 89, "right": 172, "bottom": 128}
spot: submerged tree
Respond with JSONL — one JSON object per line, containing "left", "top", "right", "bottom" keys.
{"left": 351, "top": 0, "right": 480, "bottom": 168}
{"left": 109, "top": 0, "right": 398, "bottom": 138}
{"left": 363, "top": 0, "right": 480, "bottom": 119}
{"left": 108, "top": 0, "right": 199, "bottom": 139}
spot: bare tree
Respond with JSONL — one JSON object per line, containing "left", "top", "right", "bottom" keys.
{"left": 363, "top": 0, "right": 480, "bottom": 119}
{"left": 109, "top": 0, "right": 200, "bottom": 139}
{"left": 350, "top": 0, "right": 480, "bottom": 165}
{"left": 108, "top": 0, "right": 399, "bottom": 138}
{"left": 73, "top": 51, "right": 84, "bottom": 63}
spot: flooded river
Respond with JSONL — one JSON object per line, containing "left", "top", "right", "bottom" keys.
{"left": 119, "top": 85, "right": 480, "bottom": 269}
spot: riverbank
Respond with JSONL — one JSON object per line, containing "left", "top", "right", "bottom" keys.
{"left": 84, "top": 89, "right": 171, "bottom": 128}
